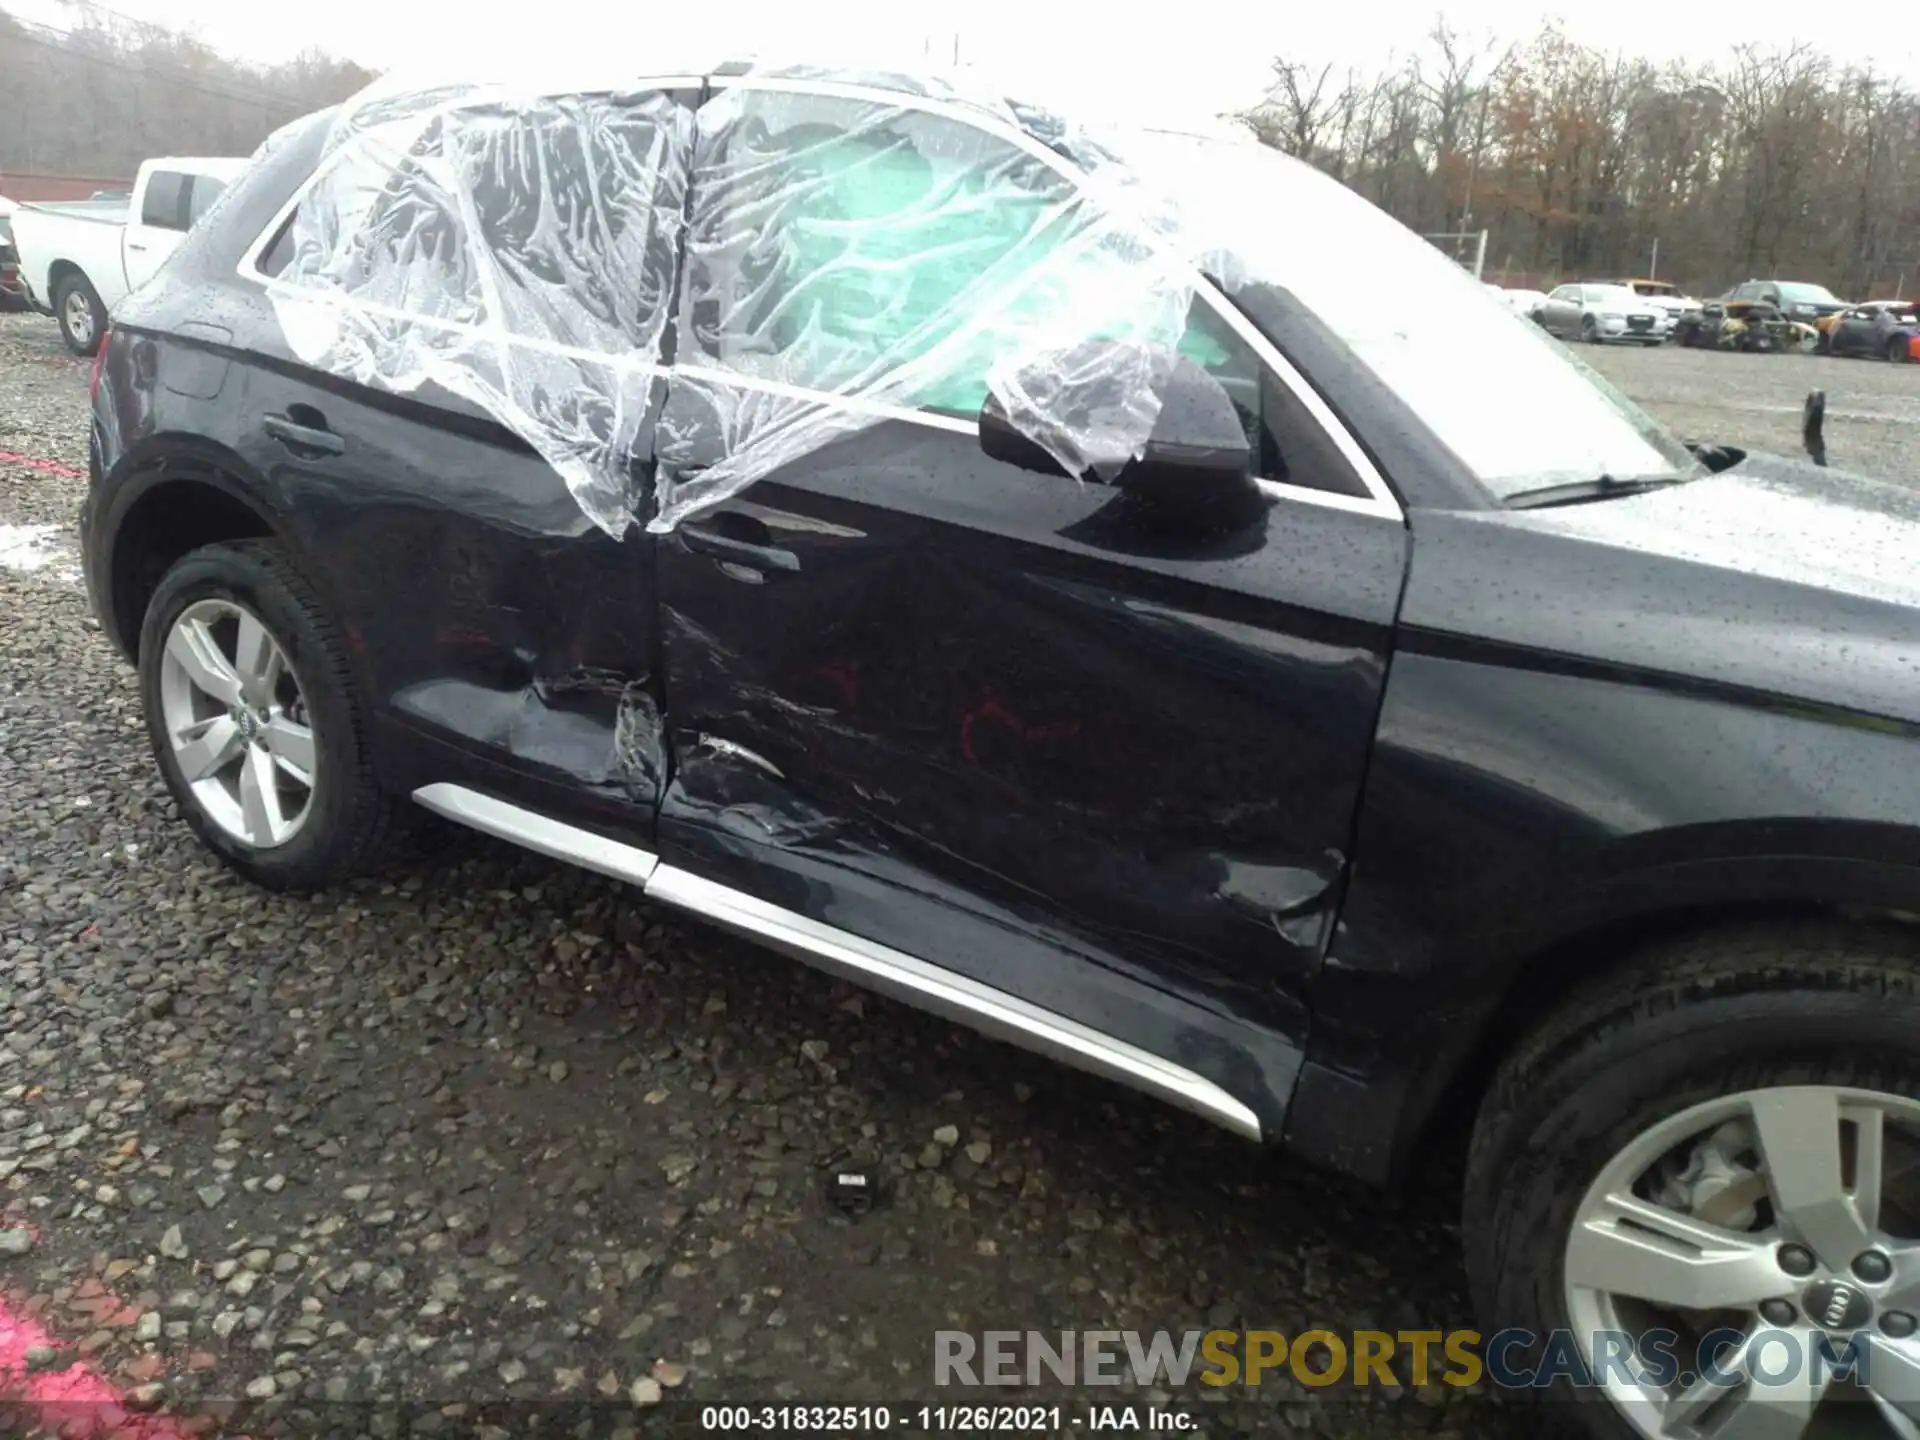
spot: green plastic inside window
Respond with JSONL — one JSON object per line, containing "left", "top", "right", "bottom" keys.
{"left": 758, "top": 119, "right": 1236, "bottom": 419}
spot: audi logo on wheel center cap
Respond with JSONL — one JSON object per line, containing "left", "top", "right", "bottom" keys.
{"left": 1803, "top": 1279, "right": 1873, "bottom": 1332}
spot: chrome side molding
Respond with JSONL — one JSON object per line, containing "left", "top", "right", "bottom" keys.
{"left": 411, "top": 784, "right": 1262, "bottom": 1140}
{"left": 411, "top": 783, "right": 660, "bottom": 886}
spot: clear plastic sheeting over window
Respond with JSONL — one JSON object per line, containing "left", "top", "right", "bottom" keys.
{"left": 264, "top": 65, "right": 1701, "bottom": 536}
{"left": 655, "top": 85, "right": 1194, "bottom": 530}
{"left": 263, "top": 84, "right": 693, "bottom": 535}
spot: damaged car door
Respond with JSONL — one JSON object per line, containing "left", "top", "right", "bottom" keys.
{"left": 237, "top": 87, "right": 696, "bottom": 817}
{"left": 649, "top": 81, "right": 1408, "bottom": 1100}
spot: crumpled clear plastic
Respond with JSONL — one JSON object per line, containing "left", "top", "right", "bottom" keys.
{"left": 265, "top": 81, "right": 693, "bottom": 535}
{"left": 265, "top": 67, "right": 1200, "bottom": 538}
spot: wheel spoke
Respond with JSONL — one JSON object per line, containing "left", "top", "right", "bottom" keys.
{"left": 232, "top": 611, "right": 277, "bottom": 703}
{"left": 174, "top": 715, "right": 243, "bottom": 782}
{"left": 1750, "top": 1088, "right": 1875, "bottom": 1271}
{"left": 1566, "top": 1191, "right": 1793, "bottom": 1310}
{"left": 1882, "top": 1246, "right": 1920, "bottom": 1312}
{"left": 238, "top": 745, "right": 287, "bottom": 846}
{"left": 1850, "top": 1104, "right": 1887, "bottom": 1234}
{"left": 1867, "top": 1335, "right": 1920, "bottom": 1420}
{"left": 264, "top": 716, "right": 314, "bottom": 785}
{"left": 1872, "top": 1393, "right": 1920, "bottom": 1440}
{"left": 1663, "top": 1326, "right": 1832, "bottom": 1440}
{"left": 167, "top": 618, "right": 243, "bottom": 708}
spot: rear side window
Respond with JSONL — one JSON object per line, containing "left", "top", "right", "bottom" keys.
{"left": 185, "top": 175, "right": 227, "bottom": 227}
{"left": 260, "top": 92, "right": 685, "bottom": 348}
{"left": 140, "top": 170, "right": 189, "bottom": 230}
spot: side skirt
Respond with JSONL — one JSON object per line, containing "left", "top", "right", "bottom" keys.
{"left": 413, "top": 783, "right": 1262, "bottom": 1140}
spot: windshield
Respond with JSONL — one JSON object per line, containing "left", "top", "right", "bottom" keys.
{"left": 1778, "top": 282, "right": 1841, "bottom": 306}
{"left": 1630, "top": 281, "right": 1676, "bottom": 296}
{"left": 1586, "top": 285, "right": 1644, "bottom": 308}
{"left": 1111, "top": 130, "right": 1698, "bottom": 498}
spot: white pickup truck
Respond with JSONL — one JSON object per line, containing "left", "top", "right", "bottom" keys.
{"left": 11, "top": 156, "right": 248, "bottom": 355}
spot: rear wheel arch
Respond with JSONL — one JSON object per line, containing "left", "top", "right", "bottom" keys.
{"left": 105, "top": 446, "right": 284, "bottom": 659}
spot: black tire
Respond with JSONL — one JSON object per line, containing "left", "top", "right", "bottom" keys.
{"left": 1464, "top": 921, "right": 1920, "bottom": 1438}
{"left": 1581, "top": 315, "right": 1601, "bottom": 344}
{"left": 52, "top": 270, "right": 106, "bottom": 357}
{"left": 1814, "top": 330, "right": 1831, "bottom": 356}
{"left": 139, "top": 539, "right": 411, "bottom": 889}
{"left": 1888, "top": 337, "right": 1910, "bottom": 364}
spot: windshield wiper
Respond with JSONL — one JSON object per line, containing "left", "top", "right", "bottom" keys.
{"left": 1504, "top": 474, "right": 1692, "bottom": 510}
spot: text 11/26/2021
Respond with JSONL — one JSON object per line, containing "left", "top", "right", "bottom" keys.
{"left": 699, "top": 1405, "right": 1194, "bottom": 1431}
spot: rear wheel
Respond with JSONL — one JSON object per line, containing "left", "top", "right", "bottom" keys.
{"left": 140, "top": 540, "right": 410, "bottom": 889}
{"left": 1465, "top": 922, "right": 1920, "bottom": 1440}
{"left": 1888, "top": 337, "right": 1910, "bottom": 364}
{"left": 53, "top": 271, "right": 105, "bottom": 356}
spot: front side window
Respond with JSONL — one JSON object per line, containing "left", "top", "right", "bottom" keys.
{"left": 1175, "top": 300, "right": 1365, "bottom": 495}
{"left": 140, "top": 171, "right": 188, "bottom": 230}
{"left": 676, "top": 88, "right": 1087, "bottom": 417}
{"left": 669, "top": 87, "right": 1361, "bottom": 498}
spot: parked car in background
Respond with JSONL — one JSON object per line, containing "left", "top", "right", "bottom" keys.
{"left": 0, "top": 196, "right": 23, "bottom": 311}
{"left": 1489, "top": 285, "right": 1548, "bottom": 318}
{"left": 1674, "top": 297, "right": 1817, "bottom": 352}
{"left": 10, "top": 156, "right": 246, "bottom": 355}
{"left": 1612, "top": 277, "right": 1702, "bottom": 327}
{"left": 1818, "top": 300, "right": 1920, "bottom": 361}
{"left": 1724, "top": 277, "right": 1849, "bottom": 326}
{"left": 1534, "top": 281, "right": 1668, "bottom": 343}
{"left": 88, "top": 67, "right": 1920, "bottom": 1440}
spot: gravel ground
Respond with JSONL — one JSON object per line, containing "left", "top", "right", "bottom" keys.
{"left": 1581, "top": 339, "right": 1920, "bottom": 485}
{"left": 0, "top": 307, "right": 1517, "bottom": 1436}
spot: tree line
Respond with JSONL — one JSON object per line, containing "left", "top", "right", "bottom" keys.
{"left": 0, "top": 2, "right": 373, "bottom": 179}
{"left": 1240, "top": 23, "right": 1920, "bottom": 300}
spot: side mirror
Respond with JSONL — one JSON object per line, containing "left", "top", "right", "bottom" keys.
{"left": 979, "top": 349, "right": 1259, "bottom": 527}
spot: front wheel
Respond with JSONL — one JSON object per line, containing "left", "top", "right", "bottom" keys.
{"left": 1466, "top": 922, "right": 1920, "bottom": 1440}
{"left": 1582, "top": 316, "right": 1602, "bottom": 344}
{"left": 53, "top": 271, "right": 106, "bottom": 356}
{"left": 139, "top": 540, "right": 411, "bottom": 889}
{"left": 1888, "top": 337, "right": 1911, "bottom": 364}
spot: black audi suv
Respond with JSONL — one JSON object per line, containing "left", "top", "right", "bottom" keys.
{"left": 82, "top": 66, "right": 1920, "bottom": 1439}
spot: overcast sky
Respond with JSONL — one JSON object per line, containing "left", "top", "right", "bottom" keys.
{"left": 12, "top": 0, "right": 1918, "bottom": 125}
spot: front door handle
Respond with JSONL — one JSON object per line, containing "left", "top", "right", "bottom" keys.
{"left": 680, "top": 519, "right": 799, "bottom": 575}
{"left": 263, "top": 412, "right": 345, "bottom": 458}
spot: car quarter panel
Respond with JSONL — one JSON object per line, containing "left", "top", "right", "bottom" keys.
{"left": 1289, "top": 473, "right": 1920, "bottom": 1179}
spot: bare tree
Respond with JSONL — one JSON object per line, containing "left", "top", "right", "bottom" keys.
{"left": 1243, "top": 20, "right": 1920, "bottom": 297}
{"left": 0, "top": 2, "right": 374, "bottom": 180}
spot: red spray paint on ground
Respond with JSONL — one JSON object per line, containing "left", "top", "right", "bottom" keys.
{"left": 0, "top": 450, "right": 87, "bottom": 481}
{"left": 0, "top": 1292, "right": 204, "bottom": 1438}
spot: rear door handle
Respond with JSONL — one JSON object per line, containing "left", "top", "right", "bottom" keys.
{"left": 263, "top": 412, "right": 345, "bottom": 458}
{"left": 680, "top": 520, "right": 799, "bottom": 575}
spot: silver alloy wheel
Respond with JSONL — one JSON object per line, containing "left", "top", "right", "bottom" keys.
{"left": 63, "top": 288, "right": 95, "bottom": 349}
{"left": 157, "top": 598, "right": 316, "bottom": 848}
{"left": 1566, "top": 1086, "right": 1920, "bottom": 1439}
